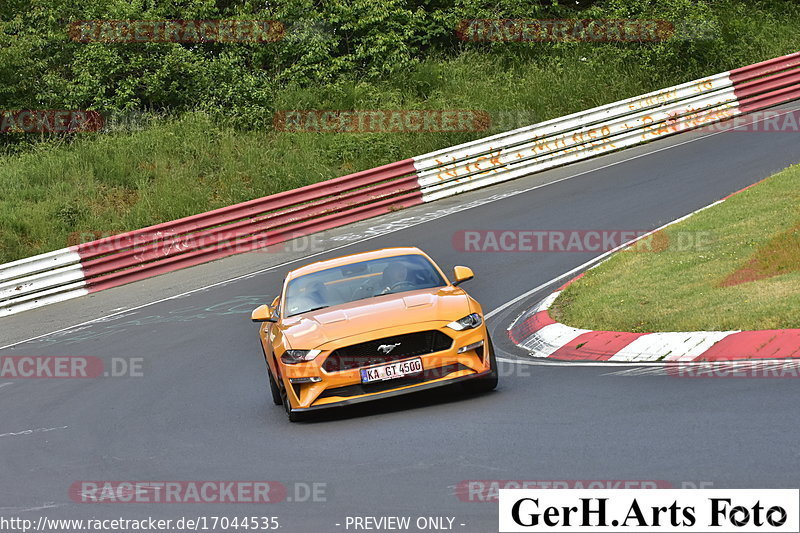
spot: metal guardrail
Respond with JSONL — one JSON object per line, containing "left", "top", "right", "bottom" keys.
{"left": 413, "top": 52, "right": 800, "bottom": 201}
{"left": 0, "top": 159, "right": 420, "bottom": 315}
{"left": 1, "top": 52, "right": 799, "bottom": 317}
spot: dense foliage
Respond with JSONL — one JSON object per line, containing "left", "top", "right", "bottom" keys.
{"left": 2, "top": 0, "right": 797, "bottom": 130}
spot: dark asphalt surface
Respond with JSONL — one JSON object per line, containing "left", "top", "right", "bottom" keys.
{"left": 1, "top": 109, "right": 799, "bottom": 532}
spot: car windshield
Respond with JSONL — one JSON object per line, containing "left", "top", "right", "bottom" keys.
{"left": 284, "top": 254, "right": 447, "bottom": 317}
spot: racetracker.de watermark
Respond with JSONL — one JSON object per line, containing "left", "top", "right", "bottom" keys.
{"left": 0, "top": 356, "right": 143, "bottom": 379}
{"left": 68, "top": 231, "right": 328, "bottom": 255}
{"left": 451, "top": 230, "right": 718, "bottom": 253}
{"left": 274, "top": 110, "right": 492, "bottom": 133}
{"left": 455, "top": 481, "right": 718, "bottom": 503}
{"left": 69, "top": 481, "right": 327, "bottom": 504}
{"left": 0, "top": 111, "right": 104, "bottom": 133}
{"left": 454, "top": 230, "right": 661, "bottom": 253}
{"left": 456, "top": 19, "right": 718, "bottom": 42}
{"left": 667, "top": 360, "right": 800, "bottom": 379}
{"left": 68, "top": 20, "right": 285, "bottom": 43}
{"left": 695, "top": 109, "right": 800, "bottom": 133}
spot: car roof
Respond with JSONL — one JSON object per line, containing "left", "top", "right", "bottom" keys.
{"left": 285, "top": 247, "right": 430, "bottom": 281}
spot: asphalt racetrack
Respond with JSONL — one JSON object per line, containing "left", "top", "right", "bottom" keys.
{"left": 1, "top": 104, "right": 799, "bottom": 532}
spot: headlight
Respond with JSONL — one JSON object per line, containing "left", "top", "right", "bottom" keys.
{"left": 446, "top": 313, "right": 483, "bottom": 331}
{"left": 281, "top": 349, "right": 322, "bottom": 364}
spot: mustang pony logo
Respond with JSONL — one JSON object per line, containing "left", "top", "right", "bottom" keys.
{"left": 377, "top": 343, "right": 401, "bottom": 354}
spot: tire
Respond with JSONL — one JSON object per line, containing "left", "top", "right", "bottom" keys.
{"left": 261, "top": 344, "right": 283, "bottom": 405}
{"left": 281, "top": 387, "right": 304, "bottom": 422}
{"left": 463, "top": 334, "right": 498, "bottom": 394}
{"left": 267, "top": 366, "right": 283, "bottom": 406}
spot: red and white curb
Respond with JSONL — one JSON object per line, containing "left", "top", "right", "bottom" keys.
{"left": 507, "top": 278, "right": 746, "bottom": 362}
{"left": 508, "top": 287, "right": 800, "bottom": 360}
{"left": 506, "top": 218, "right": 800, "bottom": 363}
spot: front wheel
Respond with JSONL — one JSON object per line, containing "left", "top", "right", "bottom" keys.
{"left": 463, "top": 335, "right": 498, "bottom": 394}
{"left": 281, "top": 387, "right": 304, "bottom": 422}
{"left": 267, "top": 366, "right": 283, "bottom": 406}
{"left": 261, "top": 345, "right": 283, "bottom": 406}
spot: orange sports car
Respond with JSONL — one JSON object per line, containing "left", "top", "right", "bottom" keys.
{"left": 251, "top": 247, "right": 497, "bottom": 421}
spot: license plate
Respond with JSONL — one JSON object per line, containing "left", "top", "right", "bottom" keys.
{"left": 360, "top": 358, "right": 423, "bottom": 383}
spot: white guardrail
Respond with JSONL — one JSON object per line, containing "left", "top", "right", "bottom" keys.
{"left": 0, "top": 249, "right": 88, "bottom": 317}
{"left": 412, "top": 72, "right": 737, "bottom": 202}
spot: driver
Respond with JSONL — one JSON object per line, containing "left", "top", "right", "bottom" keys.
{"left": 380, "top": 262, "right": 409, "bottom": 293}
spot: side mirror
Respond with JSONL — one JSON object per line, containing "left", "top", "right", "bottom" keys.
{"left": 251, "top": 304, "right": 277, "bottom": 323}
{"left": 452, "top": 266, "right": 474, "bottom": 286}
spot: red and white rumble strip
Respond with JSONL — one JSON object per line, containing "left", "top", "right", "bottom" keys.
{"left": 507, "top": 272, "right": 800, "bottom": 363}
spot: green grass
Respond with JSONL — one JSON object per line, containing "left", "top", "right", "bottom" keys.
{"left": 550, "top": 165, "right": 800, "bottom": 332}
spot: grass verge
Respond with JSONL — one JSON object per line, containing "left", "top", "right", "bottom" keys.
{"left": 550, "top": 164, "right": 800, "bottom": 332}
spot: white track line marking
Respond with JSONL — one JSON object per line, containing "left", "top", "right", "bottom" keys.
{"left": 0, "top": 503, "right": 66, "bottom": 513}
{"left": 0, "top": 382, "right": 11, "bottom": 390}
{"left": 1, "top": 108, "right": 796, "bottom": 352}
{"left": 602, "top": 360, "right": 800, "bottom": 377}
{"left": 497, "top": 357, "right": 666, "bottom": 367}
{"left": 0, "top": 425, "right": 69, "bottom": 439}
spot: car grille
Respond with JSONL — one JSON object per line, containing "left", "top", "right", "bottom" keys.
{"left": 317, "top": 363, "right": 471, "bottom": 399}
{"left": 322, "top": 330, "right": 453, "bottom": 372}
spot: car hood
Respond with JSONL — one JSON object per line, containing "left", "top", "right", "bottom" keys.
{"left": 280, "top": 286, "right": 472, "bottom": 349}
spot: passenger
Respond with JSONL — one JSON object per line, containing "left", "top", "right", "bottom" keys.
{"left": 288, "top": 277, "right": 331, "bottom": 314}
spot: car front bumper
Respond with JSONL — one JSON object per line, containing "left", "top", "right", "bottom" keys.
{"left": 290, "top": 366, "right": 494, "bottom": 413}
{"left": 281, "top": 322, "right": 492, "bottom": 410}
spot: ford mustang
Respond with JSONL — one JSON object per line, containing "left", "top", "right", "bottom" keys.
{"left": 251, "top": 247, "right": 497, "bottom": 421}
